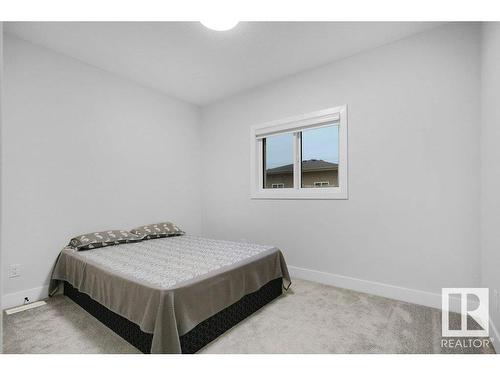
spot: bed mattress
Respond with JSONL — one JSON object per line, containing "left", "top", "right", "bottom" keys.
{"left": 51, "top": 235, "right": 290, "bottom": 353}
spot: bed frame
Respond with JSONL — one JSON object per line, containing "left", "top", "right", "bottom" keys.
{"left": 63, "top": 277, "right": 283, "bottom": 354}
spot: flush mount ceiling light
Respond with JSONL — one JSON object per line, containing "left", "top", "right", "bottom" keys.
{"left": 200, "top": 20, "right": 239, "bottom": 31}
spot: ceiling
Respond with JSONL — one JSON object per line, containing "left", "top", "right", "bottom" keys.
{"left": 5, "top": 22, "right": 443, "bottom": 105}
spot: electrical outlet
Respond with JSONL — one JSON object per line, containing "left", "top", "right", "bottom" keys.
{"left": 8, "top": 264, "right": 21, "bottom": 278}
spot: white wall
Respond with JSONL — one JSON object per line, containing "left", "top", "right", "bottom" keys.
{"left": 201, "top": 23, "right": 482, "bottom": 306}
{"left": 2, "top": 23, "right": 490, "bottom": 316}
{"left": 480, "top": 23, "right": 500, "bottom": 341}
{"left": 1, "top": 35, "right": 202, "bottom": 306}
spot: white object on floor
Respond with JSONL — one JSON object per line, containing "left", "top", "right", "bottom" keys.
{"left": 5, "top": 301, "right": 46, "bottom": 315}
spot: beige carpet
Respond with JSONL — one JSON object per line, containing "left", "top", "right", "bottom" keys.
{"left": 2, "top": 278, "right": 495, "bottom": 354}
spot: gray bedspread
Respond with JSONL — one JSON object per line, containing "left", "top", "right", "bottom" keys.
{"left": 51, "top": 235, "right": 291, "bottom": 353}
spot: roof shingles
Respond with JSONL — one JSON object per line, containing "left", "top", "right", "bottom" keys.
{"left": 266, "top": 159, "right": 338, "bottom": 175}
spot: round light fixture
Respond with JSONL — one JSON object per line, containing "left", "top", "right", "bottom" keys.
{"left": 200, "top": 20, "right": 239, "bottom": 31}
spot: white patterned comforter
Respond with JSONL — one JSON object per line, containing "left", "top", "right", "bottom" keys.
{"left": 73, "top": 235, "right": 275, "bottom": 288}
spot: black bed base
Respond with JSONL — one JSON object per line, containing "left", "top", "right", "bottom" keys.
{"left": 63, "top": 278, "right": 283, "bottom": 354}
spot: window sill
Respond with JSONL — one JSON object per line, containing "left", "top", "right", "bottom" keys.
{"left": 250, "top": 188, "right": 348, "bottom": 200}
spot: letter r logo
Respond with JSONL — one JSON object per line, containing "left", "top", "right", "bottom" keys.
{"left": 442, "top": 288, "right": 489, "bottom": 337}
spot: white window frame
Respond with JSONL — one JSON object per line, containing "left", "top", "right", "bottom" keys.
{"left": 250, "top": 105, "right": 348, "bottom": 200}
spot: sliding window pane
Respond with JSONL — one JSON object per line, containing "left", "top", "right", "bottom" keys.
{"left": 263, "top": 133, "right": 294, "bottom": 189}
{"left": 301, "top": 124, "right": 339, "bottom": 188}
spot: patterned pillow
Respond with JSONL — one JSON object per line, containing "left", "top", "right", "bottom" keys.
{"left": 130, "top": 222, "right": 184, "bottom": 240}
{"left": 69, "top": 230, "right": 141, "bottom": 251}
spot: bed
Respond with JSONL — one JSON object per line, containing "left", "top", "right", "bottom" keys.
{"left": 51, "top": 235, "right": 291, "bottom": 354}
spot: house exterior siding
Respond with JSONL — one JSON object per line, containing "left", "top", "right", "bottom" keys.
{"left": 264, "top": 169, "right": 338, "bottom": 188}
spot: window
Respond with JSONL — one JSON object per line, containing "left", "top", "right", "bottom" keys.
{"left": 263, "top": 133, "right": 294, "bottom": 189}
{"left": 301, "top": 125, "right": 339, "bottom": 189}
{"left": 250, "top": 106, "right": 348, "bottom": 199}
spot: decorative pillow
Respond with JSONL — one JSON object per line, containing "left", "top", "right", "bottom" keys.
{"left": 130, "top": 222, "right": 184, "bottom": 240}
{"left": 69, "top": 230, "right": 141, "bottom": 250}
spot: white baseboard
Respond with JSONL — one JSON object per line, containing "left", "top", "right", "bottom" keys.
{"left": 288, "top": 265, "right": 452, "bottom": 311}
{"left": 2, "top": 284, "right": 50, "bottom": 309}
{"left": 1, "top": 268, "right": 471, "bottom": 315}
{"left": 5, "top": 269, "right": 441, "bottom": 311}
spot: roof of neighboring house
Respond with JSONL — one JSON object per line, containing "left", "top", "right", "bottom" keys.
{"left": 266, "top": 159, "right": 338, "bottom": 175}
